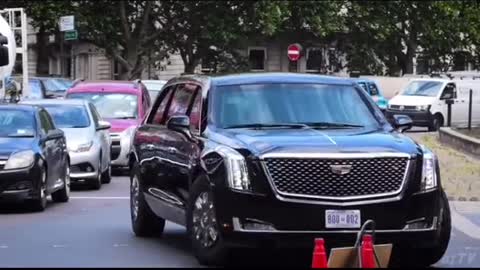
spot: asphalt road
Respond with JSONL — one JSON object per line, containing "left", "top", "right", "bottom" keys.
{"left": 0, "top": 172, "right": 479, "bottom": 267}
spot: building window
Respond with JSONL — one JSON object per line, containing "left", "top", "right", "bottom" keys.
{"left": 248, "top": 47, "right": 266, "bottom": 71}
{"left": 306, "top": 48, "right": 323, "bottom": 73}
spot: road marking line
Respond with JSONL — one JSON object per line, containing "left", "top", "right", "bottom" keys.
{"left": 451, "top": 206, "right": 480, "bottom": 240}
{"left": 70, "top": 196, "right": 129, "bottom": 200}
{"left": 53, "top": 244, "right": 67, "bottom": 248}
{"left": 0, "top": 245, "right": 8, "bottom": 249}
{"left": 113, "top": 244, "right": 128, "bottom": 247}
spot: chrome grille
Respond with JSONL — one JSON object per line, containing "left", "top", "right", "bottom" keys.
{"left": 263, "top": 156, "right": 410, "bottom": 200}
{"left": 389, "top": 105, "right": 417, "bottom": 111}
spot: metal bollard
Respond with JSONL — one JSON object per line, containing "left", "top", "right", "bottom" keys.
{"left": 468, "top": 89, "right": 473, "bottom": 130}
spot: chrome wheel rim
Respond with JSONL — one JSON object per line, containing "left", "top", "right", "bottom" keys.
{"left": 131, "top": 175, "right": 140, "bottom": 221}
{"left": 65, "top": 165, "right": 70, "bottom": 196}
{"left": 192, "top": 192, "right": 218, "bottom": 248}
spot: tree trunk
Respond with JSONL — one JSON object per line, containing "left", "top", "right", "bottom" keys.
{"left": 36, "top": 27, "right": 50, "bottom": 76}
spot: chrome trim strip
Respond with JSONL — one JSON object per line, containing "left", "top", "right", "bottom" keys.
{"left": 260, "top": 152, "right": 412, "bottom": 160}
{"left": 2, "top": 189, "right": 30, "bottom": 194}
{"left": 148, "top": 188, "right": 184, "bottom": 206}
{"left": 140, "top": 156, "right": 190, "bottom": 168}
{"left": 261, "top": 153, "right": 412, "bottom": 203}
{"left": 232, "top": 217, "right": 437, "bottom": 233}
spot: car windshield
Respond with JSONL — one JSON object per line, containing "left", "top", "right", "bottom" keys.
{"left": 41, "top": 105, "right": 90, "bottom": 128}
{"left": 43, "top": 78, "right": 73, "bottom": 92}
{"left": 67, "top": 93, "right": 139, "bottom": 119}
{"left": 0, "top": 109, "right": 36, "bottom": 137}
{"left": 402, "top": 81, "right": 444, "bottom": 97}
{"left": 212, "top": 83, "right": 381, "bottom": 129}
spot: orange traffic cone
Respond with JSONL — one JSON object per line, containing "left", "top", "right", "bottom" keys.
{"left": 311, "top": 238, "right": 328, "bottom": 268}
{"left": 360, "top": 234, "right": 376, "bottom": 268}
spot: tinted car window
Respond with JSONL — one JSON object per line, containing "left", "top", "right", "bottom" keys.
{"left": 368, "top": 83, "right": 379, "bottom": 96}
{"left": 166, "top": 84, "right": 197, "bottom": 119}
{"left": 0, "top": 109, "right": 36, "bottom": 137}
{"left": 67, "top": 93, "right": 139, "bottom": 119}
{"left": 41, "top": 105, "right": 90, "bottom": 128}
{"left": 212, "top": 84, "right": 380, "bottom": 129}
{"left": 151, "top": 86, "right": 174, "bottom": 125}
{"left": 39, "top": 110, "right": 55, "bottom": 133}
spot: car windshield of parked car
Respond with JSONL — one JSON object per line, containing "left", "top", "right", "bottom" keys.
{"left": 401, "top": 81, "right": 444, "bottom": 97}
{"left": 67, "top": 93, "right": 138, "bottom": 119}
{"left": 41, "top": 105, "right": 90, "bottom": 128}
{"left": 43, "top": 78, "right": 72, "bottom": 93}
{"left": 213, "top": 83, "right": 381, "bottom": 129}
{"left": 0, "top": 109, "right": 36, "bottom": 137}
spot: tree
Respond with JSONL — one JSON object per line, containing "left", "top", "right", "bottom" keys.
{"left": 75, "top": 0, "right": 168, "bottom": 80}
{"left": 343, "top": 1, "right": 467, "bottom": 75}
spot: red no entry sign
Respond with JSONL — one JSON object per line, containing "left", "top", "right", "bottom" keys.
{"left": 287, "top": 43, "right": 302, "bottom": 61}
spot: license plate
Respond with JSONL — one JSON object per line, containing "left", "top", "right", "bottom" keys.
{"left": 325, "top": 210, "right": 361, "bottom": 228}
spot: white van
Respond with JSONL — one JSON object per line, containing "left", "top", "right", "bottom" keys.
{"left": 386, "top": 78, "right": 480, "bottom": 131}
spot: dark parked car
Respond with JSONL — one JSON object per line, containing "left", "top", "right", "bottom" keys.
{"left": 28, "top": 77, "right": 73, "bottom": 99}
{"left": 0, "top": 104, "right": 70, "bottom": 211}
{"left": 129, "top": 73, "right": 451, "bottom": 267}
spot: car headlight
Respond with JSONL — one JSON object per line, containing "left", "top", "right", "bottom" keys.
{"left": 215, "top": 145, "right": 251, "bottom": 191}
{"left": 420, "top": 146, "right": 438, "bottom": 191}
{"left": 70, "top": 141, "right": 93, "bottom": 153}
{"left": 417, "top": 105, "right": 430, "bottom": 111}
{"left": 4, "top": 150, "right": 35, "bottom": 170}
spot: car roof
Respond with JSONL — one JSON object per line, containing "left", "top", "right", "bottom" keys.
{"left": 351, "top": 78, "right": 374, "bottom": 83}
{"left": 0, "top": 104, "right": 39, "bottom": 112}
{"left": 67, "top": 80, "right": 142, "bottom": 95}
{"left": 210, "top": 72, "right": 354, "bottom": 86}
{"left": 20, "top": 99, "right": 88, "bottom": 106}
{"left": 30, "top": 77, "right": 72, "bottom": 80}
{"left": 142, "top": 80, "right": 167, "bottom": 84}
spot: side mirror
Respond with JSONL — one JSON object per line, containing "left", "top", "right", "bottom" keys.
{"left": 47, "top": 129, "right": 64, "bottom": 140}
{"left": 440, "top": 87, "right": 456, "bottom": 100}
{"left": 167, "top": 115, "right": 191, "bottom": 136}
{"left": 0, "top": 34, "right": 8, "bottom": 67}
{"left": 97, "top": 120, "right": 111, "bottom": 131}
{"left": 391, "top": 114, "right": 413, "bottom": 133}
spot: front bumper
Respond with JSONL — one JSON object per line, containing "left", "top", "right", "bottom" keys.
{"left": 0, "top": 165, "right": 42, "bottom": 202}
{"left": 213, "top": 187, "right": 443, "bottom": 249}
{"left": 385, "top": 109, "right": 433, "bottom": 127}
{"left": 110, "top": 133, "right": 130, "bottom": 167}
{"left": 69, "top": 149, "right": 100, "bottom": 180}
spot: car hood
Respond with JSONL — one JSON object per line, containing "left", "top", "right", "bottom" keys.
{"left": 208, "top": 128, "right": 421, "bottom": 157}
{"left": 61, "top": 128, "right": 93, "bottom": 148}
{"left": 0, "top": 137, "right": 36, "bottom": 159}
{"left": 389, "top": 95, "right": 437, "bottom": 106}
{"left": 105, "top": 118, "right": 139, "bottom": 133}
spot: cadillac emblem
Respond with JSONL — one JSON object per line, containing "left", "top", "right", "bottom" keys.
{"left": 330, "top": 164, "right": 353, "bottom": 175}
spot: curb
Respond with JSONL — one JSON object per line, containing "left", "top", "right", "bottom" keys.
{"left": 439, "top": 127, "right": 480, "bottom": 159}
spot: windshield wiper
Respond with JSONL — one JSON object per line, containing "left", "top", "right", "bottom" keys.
{"left": 6, "top": 134, "right": 35, "bottom": 138}
{"left": 300, "top": 122, "right": 365, "bottom": 129}
{"left": 224, "top": 123, "right": 308, "bottom": 129}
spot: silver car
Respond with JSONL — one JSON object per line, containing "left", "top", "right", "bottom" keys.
{"left": 20, "top": 99, "right": 111, "bottom": 190}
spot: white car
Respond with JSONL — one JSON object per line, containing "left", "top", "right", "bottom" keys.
{"left": 21, "top": 99, "right": 112, "bottom": 190}
{"left": 386, "top": 78, "right": 480, "bottom": 131}
{"left": 142, "top": 80, "right": 167, "bottom": 102}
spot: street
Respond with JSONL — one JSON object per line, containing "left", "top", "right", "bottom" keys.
{"left": 0, "top": 175, "right": 479, "bottom": 267}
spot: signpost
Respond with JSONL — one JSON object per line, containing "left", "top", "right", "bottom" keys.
{"left": 287, "top": 43, "right": 302, "bottom": 62}
{"left": 59, "top": 15, "right": 75, "bottom": 77}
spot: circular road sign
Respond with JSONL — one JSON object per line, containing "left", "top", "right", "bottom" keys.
{"left": 287, "top": 43, "right": 302, "bottom": 61}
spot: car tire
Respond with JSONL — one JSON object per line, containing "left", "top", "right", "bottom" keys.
{"left": 428, "top": 115, "right": 443, "bottom": 132}
{"left": 28, "top": 166, "right": 48, "bottom": 212}
{"left": 90, "top": 159, "right": 103, "bottom": 190}
{"left": 395, "top": 191, "right": 451, "bottom": 267}
{"left": 187, "top": 175, "right": 229, "bottom": 266}
{"left": 51, "top": 162, "right": 70, "bottom": 203}
{"left": 130, "top": 163, "right": 166, "bottom": 237}
{"left": 101, "top": 164, "right": 112, "bottom": 184}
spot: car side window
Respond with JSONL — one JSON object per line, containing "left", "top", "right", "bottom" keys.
{"left": 368, "top": 83, "right": 379, "bottom": 96}
{"left": 189, "top": 90, "right": 202, "bottom": 132}
{"left": 166, "top": 83, "right": 198, "bottom": 121}
{"left": 150, "top": 85, "right": 175, "bottom": 125}
{"left": 39, "top": 110, "right": 55, "bottom": 133}
{"left": 89, "top": 103, "right": 101, "bottom": 127}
